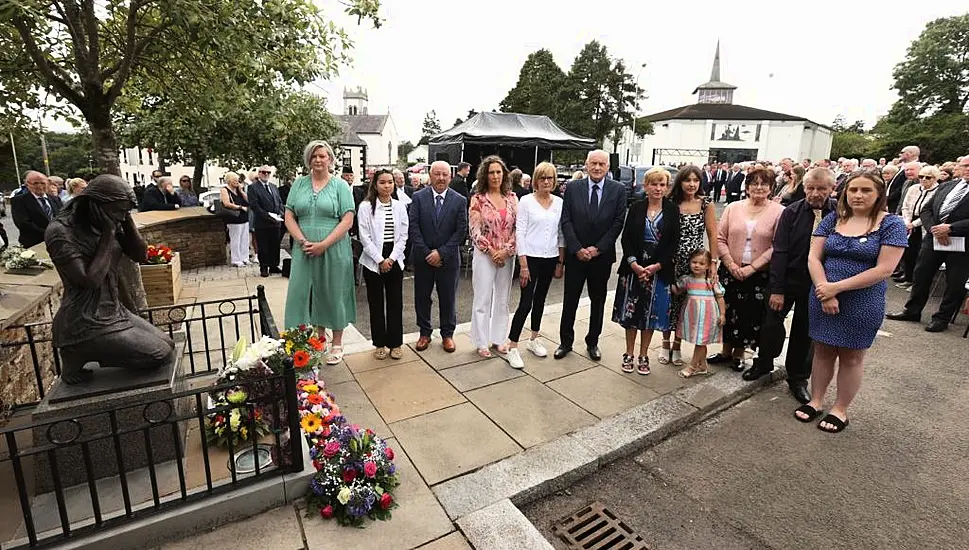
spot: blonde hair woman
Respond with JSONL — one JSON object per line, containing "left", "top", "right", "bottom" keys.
{"left": 64, "top": 178, "right": 87, "bottom": 204}
{"left": 220, "top": 172, "right": 250, "bottom": 266}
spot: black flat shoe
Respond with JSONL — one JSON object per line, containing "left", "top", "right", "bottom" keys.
{"left": 729, "top": 358, "right": 745, "bottom": 372}
{"left": 707, "top": 353, "right": 732, "bottom": 364}
{"left": 742, "top": 365, "right": 772, "bottom": 381}
{"left": 817, "top": 413, "right": 849, "bottom": 433}
{"left": 886, "top": 311, "right": 919, "bottom": 322}
{"left": 794, "top": 404, "right": 823, "bottom": 423}
{"left": 586, "top": 345, "right": 602, "bottom": 361}
{"left": 789, "top": 384, "right": 811, "bottom": 404}
{"left": 925, "top": 321, "right": 948, "bottom": 332}
{"left": 553, "top": 346, "right": 571, "bottom": 360}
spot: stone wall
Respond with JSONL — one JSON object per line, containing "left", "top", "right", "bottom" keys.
{"left": 0, "top": 288, "right": 61, "bottom": 420}
{"left": 140, "top": 216, "right": 228, "bottom": 270}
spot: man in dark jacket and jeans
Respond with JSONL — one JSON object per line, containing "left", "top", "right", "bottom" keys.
{"left": 742, "top": 167, "right": 836, "bottom": 404}
{"left": 248, "top": 165, "right": 284, "bottom": 277}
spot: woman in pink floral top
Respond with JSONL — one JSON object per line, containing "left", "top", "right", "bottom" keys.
{"left": 469, "top": 155, "right": 519, "bottom": 357}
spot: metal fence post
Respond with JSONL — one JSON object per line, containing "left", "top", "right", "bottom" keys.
{"left": 282, "top": 357, "right": 303, "bottom": 472}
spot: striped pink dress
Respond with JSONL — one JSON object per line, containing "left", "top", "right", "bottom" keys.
{"left": 675, "top": 276, "right": 724, "bottom": 345}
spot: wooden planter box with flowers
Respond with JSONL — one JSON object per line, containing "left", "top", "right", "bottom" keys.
{"left": 140, "top": 245, "right": 182, "bottom": 308}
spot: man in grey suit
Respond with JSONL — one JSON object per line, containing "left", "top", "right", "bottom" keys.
{"left": 555, "top": 150, "right": 627, "bottom": 361}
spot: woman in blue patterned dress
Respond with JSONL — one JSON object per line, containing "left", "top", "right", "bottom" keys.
{"left": 796, "top": 171, "right": 907, "bottom": 433}
{"left": 284, "top": 141, "right": 357, "bottom": 364}
{"left": 611, "top": 168, "right": 680, "bottom": 375}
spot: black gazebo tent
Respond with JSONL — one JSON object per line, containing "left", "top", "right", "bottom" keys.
{"left": 428, "top": 112, "right": 595, "bottom": 177}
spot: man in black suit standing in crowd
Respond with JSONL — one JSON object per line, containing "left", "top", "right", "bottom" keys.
{"left": 886, "top": 146, "right": 919, "bottom": 207}
{"left": 700, "top": 163, "right": 714, "bottom": 197}
{"left": 248, "top": 165, "right": 284, "bottom": 277}
{"left": 449, "top": 162, "right": 471, "bottom": 199}
{"left": 888, "top": 154, "right": 969, "bottom": 332}
{"left": 726, "top": 163, "right": 746, "bottom": 203}
{"left": 11, "top": 170, "right": 61, "bottom": 248}
{"left": 712, "top": 162, "right": 729, "bottom": 202}
{"left": 555, "top": 150, "right": 626, "bottom": 361}
{"left": 742, "top": 168, "right": 836, "bottom": 403}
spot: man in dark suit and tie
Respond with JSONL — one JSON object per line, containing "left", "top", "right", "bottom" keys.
{"left": 888, "top": 155, "right": 969, "bottom": 332}
{"left": 726, "top": 163, "right": 746, "bottom": 203}
{"left": 700, "top": 164, "right": 714, "bottom": 197}
{"left": 555, "top": 150, "right": 626, "bottom": 361}
{"left": 712, "top": 162, "right": 730, "bottom": 203}
{"left": 409, "top": 161, "right": 468, "bottom": 353}
{"left": 248, "top": 165, "right": 285, "bottom": 277}
{"left": 11, "top": 170, "right": 61, "bottom": 248}
{"left": 449, "top": 162, "right": 471, "bottom": 199}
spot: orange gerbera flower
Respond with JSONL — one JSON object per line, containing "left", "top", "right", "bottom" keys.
{"left": 308, "top": 337, "right": 324, "bottom": 351}
{"left": 293, "top": 350, "right": 310, "bottom": 368}
{"left": 307, "top": 393, "right": 324, "bottom": 405}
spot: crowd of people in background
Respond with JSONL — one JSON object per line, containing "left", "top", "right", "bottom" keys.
{"left": 6, "top": 140, "right": 968, "bottom": 435}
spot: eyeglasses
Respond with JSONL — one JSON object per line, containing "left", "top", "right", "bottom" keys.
{"left": 258, "top": 171, "right": 270, "bottom": 175}
{"left": 918, "top": 175, "right": 935, "bottom": 180}
{"left": 538, "top": 176, "right": 556, "bottom": 181}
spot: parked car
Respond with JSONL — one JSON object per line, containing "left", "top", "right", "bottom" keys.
{"left": 199, "top": 186, "right": 225, "bottom": 212}
{"left": 618, "top": 165, "right": 679, "bottom": 204}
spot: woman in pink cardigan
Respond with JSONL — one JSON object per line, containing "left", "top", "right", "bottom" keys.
{"left": 708, "top": 167, "right": 785, "bottom": 372}
{"left": 469, "top": 155, "right": 519, "bottom": 358}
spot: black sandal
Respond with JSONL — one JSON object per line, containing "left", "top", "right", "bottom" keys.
{"left": 793, "top": 404, "right": 822, "bottom": 423}
{"left": 817, "top": 414, "right": 849, "bottom": 433}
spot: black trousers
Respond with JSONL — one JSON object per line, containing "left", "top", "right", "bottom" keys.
{"left": 753, "top": 290, "right": 812, "bottom": 385}
{"left": 254, "top": 226, "right": 283, "bottom": 270}
{"left": 508, "top": 256, "right": 558, "bottom": 342}
{"left": 414, "top": 262, "right": 459, "bottom": 338}
{"left": 559, "top": 256, "right": 611, "bottom": 349}
{"left": 901, "top": 229, "right": 923, "bottom": 282}
{"left": 712, "top": 182, "right": 724, "bottom": 202}
{"left": 903, "top": 238, "right": 969, "bottom": 324}
{"left": 363, "top": 243, "right": 404, "bottom": 348}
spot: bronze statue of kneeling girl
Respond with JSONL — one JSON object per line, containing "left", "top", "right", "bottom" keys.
{"left": 45, "top": 174, "right": 175, "bottom": 384}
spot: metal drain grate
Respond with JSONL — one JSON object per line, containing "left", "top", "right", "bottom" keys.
{"left": 552, "top": 501, "right": 649, "bottom": 549}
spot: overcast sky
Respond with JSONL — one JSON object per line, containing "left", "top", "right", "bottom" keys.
{"left": 311, "top": 0, "right": 966, "bottom": 143}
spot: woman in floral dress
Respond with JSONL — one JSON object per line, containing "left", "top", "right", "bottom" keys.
{"left": 659, "top": 165, "right": 719, "bottom": 366}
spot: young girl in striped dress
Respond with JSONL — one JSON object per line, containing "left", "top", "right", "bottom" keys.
{"left": 671, "top": 249, "right": 726, "bottom": 378}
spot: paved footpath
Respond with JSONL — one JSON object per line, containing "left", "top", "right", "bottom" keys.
{"left": 160, "top": 267, "right": 966, "bottom": 549}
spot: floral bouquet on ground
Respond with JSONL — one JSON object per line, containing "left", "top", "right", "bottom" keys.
{"left": 144, "top": 244, "right": 174, "bottom": 264}
{"left": 205, "top": 387, "right": 272, "bottom": 448}
{"left": 297, "top": 374, "right": 345, "bottom": 448}
{"left": 306, "top": 422, "right": 400, "bottom": 526}
{"left": 281, "top": 324, "right": 327, "bottom": 370}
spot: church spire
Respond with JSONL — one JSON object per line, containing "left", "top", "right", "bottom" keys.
{"left": 692, "top": 40, "right": 736, "bottom": 105}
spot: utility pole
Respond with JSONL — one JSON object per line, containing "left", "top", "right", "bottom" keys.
{"left": 10, "top": 132, "right": 22, "bottom": 183}
{"left": 628, "top": 62, "right": 648, "bottom": 165}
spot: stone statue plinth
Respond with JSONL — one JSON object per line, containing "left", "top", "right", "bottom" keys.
{"left": 29, "top": 342, "right": 189, "bottom": 492}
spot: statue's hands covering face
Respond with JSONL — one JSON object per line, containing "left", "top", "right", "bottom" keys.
{"left": 89, "top": 203, "right": 118, "bottom": 234}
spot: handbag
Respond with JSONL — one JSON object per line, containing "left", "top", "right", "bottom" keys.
{"left": 214, "top": 194, "right": 241, "bottom": 220}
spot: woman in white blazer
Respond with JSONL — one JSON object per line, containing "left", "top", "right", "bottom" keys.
{"left": 357, "top": 169, "right": 409, "bottom": 360}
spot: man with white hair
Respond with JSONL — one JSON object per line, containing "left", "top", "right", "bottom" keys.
{"left": 555, "top": 150, "right": 626, "bottom": 361}
{"left": 891, "top": 161, "right": 921, "bottom": 215}
{"left": 860, "top": 158, "right": 877, "bottom": 171}
{"left": 409, "top": 161, "right": 468, "bottom": 353}
{"left": 11, "top": 170, "right": 59, "bottom": 247}
{"left": 886, "top": 146, "right": 920, "bottom": 206}
{"left": 248, "top": 165, "right": 284, "bottom": 277}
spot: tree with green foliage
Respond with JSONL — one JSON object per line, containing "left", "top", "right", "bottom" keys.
{"left": 499, "top": 49, "right": 566, "bottom": 117}
{"left": 0, "top": 0, "right": 382, "bottom": 175}
{"left": 556, "top": 41, "right": 644, "bottom": 146}
{"left": 418, "top": 110, "right": 441, "bottom": 146}
{"left": 830, "top": 115, "right": 874, "bottom": 159}
{"left": 0, "top": 131, "right": 97, "bottom": 191}
{"left": 870, "top": 14, "right": 969, "bottom": 163}
{"left": 398, "top": 140, "right": 415, "bottom": 163}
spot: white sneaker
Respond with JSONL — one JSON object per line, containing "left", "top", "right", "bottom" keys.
{"left": 507, "top": 348, "right": 525, "bottom": 369}
{"left": 526, "top": 339, "right": 547, "bottom": 357}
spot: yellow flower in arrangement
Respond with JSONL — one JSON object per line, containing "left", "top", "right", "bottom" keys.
{"left": 302, "top": 384, "right": 319, "bottom": 394}
{"left": 240, "top": 427, "right": 248, "bottom": 439}
{"left": 285, "top": 341, "right": 294, "bottom": 355}
{"left": 301, "top": 413, "right": 323, "bottom": 433}
{"left": 279, "top": 331, "right": 287, "bottom": 339}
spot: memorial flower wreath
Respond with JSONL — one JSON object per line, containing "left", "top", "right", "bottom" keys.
{"left": 280, "top": 324, "right": 327, "bottom": 369}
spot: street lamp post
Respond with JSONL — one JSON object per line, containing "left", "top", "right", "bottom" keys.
{"left": 628, "top": 62, "right": 647, "bottom": 165}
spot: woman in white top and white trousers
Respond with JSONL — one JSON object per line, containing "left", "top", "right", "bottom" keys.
{"left": 504, "top": 162, "right": 566, "bottom": 369}
{"left": 357, "top": 169, "right": 409, "bottom": 360}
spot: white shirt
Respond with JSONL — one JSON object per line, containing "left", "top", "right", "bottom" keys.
{"left": 356, "top": 198, "right": 409, "bottom": 272}
{"left": 516, "top": 193, "right": 565, "bottom": 258}
{"left": 395, "top": 186, "right": 412, "bottom": 207}
{"left": 587, "top": 178, "right": 604, "bottom": 204}
{"left": 432, "top": 187, "right": 448, "bottom": 205}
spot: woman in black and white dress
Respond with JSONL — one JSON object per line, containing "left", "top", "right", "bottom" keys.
{"left": 357, "top": 169, "right": 409, "bottom": 360}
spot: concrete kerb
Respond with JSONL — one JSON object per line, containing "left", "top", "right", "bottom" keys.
{"left": 436, "top": 367, "right": 786, "bottom": 541}
{"left": 457, "top": 499, "right": 555, "bottom": 550}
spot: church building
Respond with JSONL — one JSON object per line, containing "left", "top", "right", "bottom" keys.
{"left": 333, "top": 87, "right": 399, "bottom": 183}
{"left": 620, "top": 43, "right": 832, "bottom": 166}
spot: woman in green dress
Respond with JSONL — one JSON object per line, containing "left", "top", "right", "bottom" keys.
{"left": 284, "top": 140, "right": 357, "bottom": 364}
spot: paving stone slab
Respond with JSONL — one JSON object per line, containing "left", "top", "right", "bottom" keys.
{"left": 520, "top": 339, "right": 597, "bottom": 383}
{"left": 345, "top": 346, "right": 421, "bottom": 373}
{"left": 416, "top": 531, "right": 472, "bottom": 550}
{"left": 328, "top": 380, "right": 390, "bottom": 436}
{"left": 301, "top": 438, "right": 453, "bottom": 550}
{"left": 439, "top": 357, "right": 524, "bottom": 392}
{"left": 355, "top": 361, "right": 466, "bottom": 423}
{"left": 160, "top": 505, "right": 303, "bottom": 550}
{"left": 674, "top": 369, "right": 774, "bottom": 412}
{"left": 318, "top": 361, "right": 354, "bottom": 386}
{"left": 457, "top": 499, "right": 554, "bottom": 550}
{"left": 390, "top": 402, "right": 521, "bottom": 485}
{"left": 547, "top": 366, "right": 661, "bottom": 418}
{"left": 466, "top": 376, "right": 596, "bottom": 448}
{"left": 410, "top": 333, "right": 487, "bottom": 371}
{"left": 568, "top": 393, "right": 700, "bottom": 464}
{"left": 432, "top": 434, "right": 599, "bottom": 521}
